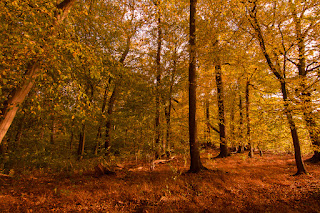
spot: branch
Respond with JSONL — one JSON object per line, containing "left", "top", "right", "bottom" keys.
{"left": 247, "top": 1, "right": 283, "bottom": 80}
{"left": 307, "top": 64, "right": 320, "bottom": 73}
{"left": 206, "top": 122, "right": 220, "bottom": 134}
{"left": 55, "top": 0, "right": 77, "bottom": 25}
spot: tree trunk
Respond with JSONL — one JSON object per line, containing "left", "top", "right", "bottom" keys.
{"left": 94, "top": 84, "right": 110, "bottom": 155}
{"left": 154, "top": 2, "right": 162, "bottom": 159}
{"left": 104, "top": 36, "right": 131, "bottom": 155}
{"left": 70, "top": 129, "right": 74, "bottom": 151}
{"left": 14, "top": 116, "right": 25, "bottom": 148}
{"left": 237, "top": 95, "right": 244, "bottom": 153}
{"left": 164, "top": 48, "right": 177, "bottom": 157}
{"left": 280, "top": 81, "right": 307, "bottom": 175}
{"left": 215, "top": 63, "right": 228, "bottom": 158}
{"left": 246, "top": 80, "right": 253, "bottom": 158}
{"left": 78, "top": 124, "right": 86, "bottom": 159}
{"left": 105, "top": 85, "right": 117, "bottom": 153}
{"left": 303, "top": 102, "right": 320, "bottom": 163}
{"left": 0, "top": 63, "right": 39, "bottom": 144}
{"left": 0, "top": 140, "right": 8, "bottom": 156}
{"left": 291, "top": 5, "right": 320, "bottom": 163}
{"left": 248, "top": 2, "right": 307, "bottom": 174}
{"left": 50, "top": 114, "right": 56, "bottom": 145}
{"left": 229, "top": 96, "right": 235, "bottom": 150}
{"left": 69, "top": 118, "right": 75, "bottom": 151}
{"left": 0, "top": 0, "right": 76, "bottom": 145}
{"left": 188, "top": 0, "right": 205, "bottom": 173}
{"left": 205, "top": 100, "right": 212, "bottom": 148}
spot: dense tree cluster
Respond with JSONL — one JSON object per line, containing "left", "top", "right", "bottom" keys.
{"left": 0, "top": 0, "right": 319, "bottom": 174}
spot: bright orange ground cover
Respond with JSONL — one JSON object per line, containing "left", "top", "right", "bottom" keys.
{"left": 1, "top": 152, "right": 319, "bottom": 212}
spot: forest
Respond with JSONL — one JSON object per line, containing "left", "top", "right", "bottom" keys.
{"left": 0, "top": 0, "right": 320, "bottom": 212}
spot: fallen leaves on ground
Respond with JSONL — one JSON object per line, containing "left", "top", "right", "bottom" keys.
{"left": 0, "top": 151, "right": 319, "bottom": 212}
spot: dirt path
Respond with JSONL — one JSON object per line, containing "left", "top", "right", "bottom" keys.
{"left": 1, "top": 152, "right": 319, "bottom": 212}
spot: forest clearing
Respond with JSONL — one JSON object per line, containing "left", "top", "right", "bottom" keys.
{"left": 1, "top": 151, "right": 320, "bottom": 212}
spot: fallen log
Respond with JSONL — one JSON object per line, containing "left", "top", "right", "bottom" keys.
{"left": 94, "top": 163, "right": 116, "bottom": 177}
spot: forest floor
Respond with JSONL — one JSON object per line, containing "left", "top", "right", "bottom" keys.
{"left": 1, "top": 150, "right": 320, "bottom": 213}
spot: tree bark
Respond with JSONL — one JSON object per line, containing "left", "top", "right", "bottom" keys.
{"left": 164, "top": 48, "right": 177, "bottom": 157}
{"left": 229, "top": 95, "right": 236, "bottom": 150}
{"left": 0, "top": 0, "right": 77, "bottom": 145}
{"left": 104, "top": 36, "right": 131, "bottom": 153}
{"left": 105, "top": 85, "right": 117, "bottom": 152}
{"left": 215, "top": 63, "right": 228, "bottom": 158}
{"left": 94, "top": 83, "right": 110, "bottom": 155}
{"left": 246, "top": 80, "right": 253, "bottom": 158}
{"left": 280, "top": 81, "right": 307, "bottom": 175}
{"left": 14, "top": 115, "right": 25, "bottom": 148}
{"left": 205, "top": 100, "right": 212, "bottom": 148}
{"left": 237, "top": 95, "right": 244, "bottom": 153}
{"left": 78, "top": 123, "right": 86, "bottom": 159}
{"left": 290, "top": 4, "right": 320, "bottom": 163}
{"left": 154, "top": 2, "right": 162, "bottom": 159}
{"left": 50, "top": 114, "right": 56, "bottom": 145}
{"left": 188, "top": 0, "right": 205, "bottom": 173}
{"left": 0, "top": 63, "right": 39, "bottom": 144}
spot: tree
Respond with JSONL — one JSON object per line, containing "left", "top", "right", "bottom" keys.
{"left": 0, "top": 0, "right": 77, "bottom": 145}
{"left": 289, "top": 0, "right": 320, "bottom": 163}
{"left": 188, "top": 0, "right": 205, "bottom": 173}
{"left": 154, "top": 0, "right": 163, "bottom": 159}
{"left": 215, "top": 60, "right": 229, "bottom": 158}
{"left": 246, "top": 0, "right": 307, "bottom": 175}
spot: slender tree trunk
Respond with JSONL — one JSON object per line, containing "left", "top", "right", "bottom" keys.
{"left": 237, "top": 95, "right": 244, "bottom": 153}
{"left": 303, "top": 99, "right": 320, "bottom": 163}
{"left": 215, "top": 63, "right": 228, "bottom": 158}
{"left": 50, "top": 114, "right": 56, "bottom": 145}
{"left": 291, "top": 5, "right": 320, "bottom": 163}
{"left": 104, "top": 36, "right": 131, "bottom": 154}
{"left": 0, "top": 140, "right": 8, "bottom": 156}
{"left": 205, "top": 100, "right": 212, "bottom": 148}
{"left": 70, "top": 129, "right": 74, "bottom": 151}
{"left": 154, "top": 2, "right": 162, "bottom": 159}
{"left": 230, "top": 96, "right": 235, "bottom": 151}
{"left": 280, "top": 81, "right": 307, "bottom": 175}
{"left": 77, "top": 83, "right": 94, "bottom": 159}
{"left": 78, "top": 124, "right": 86, "bottom": 159}
{"left": 188, "top": 0, "right": 205, "bottom": 173}
{"left": 164, "top": 93, "right": 172, "bottom": 157}
{"left": 248, "top": 2, "right": 307, "bottom": 174}
{"left": 14, "top": 116, "right": 25, "bottom": 148}
{"left": 94, "top": 84, "right": 109, "bottom": 155}
{"left": 69, "top": 118, "right": 75, "bottom": 151}
{"left": 164, "top": 48, "right": 177, "bottom": 157}
{"left": 105, "top": 85, "right": 117, "bottom": 153}
{"left": 246, "top": 80, "right": 253, "bottom": 158}
{"left": 0, "top": 0, "right": 76, "bottom": 145}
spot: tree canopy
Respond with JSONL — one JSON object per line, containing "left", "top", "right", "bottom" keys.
{"left": 0, "top": 0, "right": 320, "bottom": 175}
